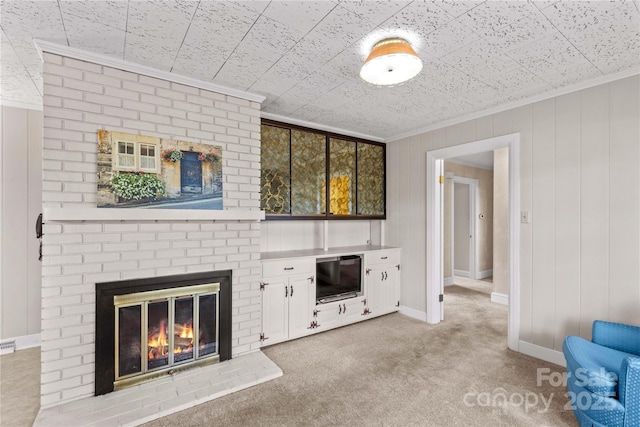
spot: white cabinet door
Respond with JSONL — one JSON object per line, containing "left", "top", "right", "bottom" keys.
{"left": 288, "top": 275, "right": 314, "bottom": 339}
{"left": 341, "top": 297, "right": 367, "bottom": 325}
{"left": 314, "top": 297, "right": 366, "bottom": 331}
{"left": 261, "top": 278, "right": 288, "bottom": 345}
{"left": 364, "top": 248, "right": 400, "bottom": 319}
{"left": 366, "top": 265, "right": 400, "bottom": 317}
{"left": 366, "top": 268, "right": 385, "bottom": 317}
{"left": 381, "top": 267, "right": 399, "bottom": 315}
{"left": 314, "top": 302, "right": 340, "bottom": 331}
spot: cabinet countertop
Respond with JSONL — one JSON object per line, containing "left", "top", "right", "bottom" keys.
{"left": 260, "top": 245, "right": 399, "bottom": 261}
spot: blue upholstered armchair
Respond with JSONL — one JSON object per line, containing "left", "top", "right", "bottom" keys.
{"left": 562, "top": 321, "right": 640, "bottom": 427}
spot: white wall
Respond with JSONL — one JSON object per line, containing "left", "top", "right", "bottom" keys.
{"left": 453, "top": 183, "right": 470, "bottom": 273}
{"left": 387, "top": 75, "right": 640, "bottom": 351}
{"left": 493, "top": 147, "right": 509, "bottom": 296}
{"left": 260, "top": 220, "right": 375, "bottom": 252}
{"left": 1, "top": 106, "right": 42, "bottom": 342}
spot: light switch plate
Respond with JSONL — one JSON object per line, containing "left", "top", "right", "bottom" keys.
{"left": 521, "top": 211, "right": 530, "bottom": 224}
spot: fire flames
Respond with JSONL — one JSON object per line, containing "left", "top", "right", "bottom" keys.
{"left": 148, "top": 320, "right": 169, "bottom": 360}
{"left": 148, "top": 321, "right": 194, "bottom": 360}
{"left": 174, "top": 323, "right": 194, "bottom": 354}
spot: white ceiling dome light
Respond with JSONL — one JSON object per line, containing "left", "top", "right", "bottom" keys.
{"left": 360, "top": 37, "right": 423, "bottom": 86}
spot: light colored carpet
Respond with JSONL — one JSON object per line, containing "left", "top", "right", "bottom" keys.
{"left": 147, "top": 284, "right": 578, "bottom": 427}
{"left": 0, "top": 346, "right": 40, "bottom": 427}
{"left": 0, "top": 283, "right": 579, "bottom": 426}
{"left": 451, "top": 275, "right": 493, "bottom": 295}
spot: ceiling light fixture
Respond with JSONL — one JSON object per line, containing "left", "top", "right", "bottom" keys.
{"left": 360, "top": 37, "right": 423, "bottom": 86}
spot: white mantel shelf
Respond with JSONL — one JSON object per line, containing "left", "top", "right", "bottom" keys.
{"left": 44, "top": 207, "right": 265, "bottom": 222}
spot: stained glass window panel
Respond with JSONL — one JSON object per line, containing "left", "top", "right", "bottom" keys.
{"left": 261, "top": 125, "right": 291, "bottom": 214}
{"left": 357, "top": 143, "right": 385, "bottom": 215}
{"left": 328, "top": 138, "right": 356, "bottom": 215}
{"left": 291, "top": 129, "right": 326, "bottom": 215}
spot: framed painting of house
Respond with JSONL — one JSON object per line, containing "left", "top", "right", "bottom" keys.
{"left": 97, "top": 130, "right": 223, "bottom": 210}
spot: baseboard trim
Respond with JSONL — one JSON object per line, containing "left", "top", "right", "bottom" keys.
{"left": 398, "top": 305, "right": 427, "bottom": 322}
{"left": 478, "top": 269, "right": 493, "bottom": 279}
{"left": 518, "top": 340, "right": 566, "bottom": 367}
{"left": 0, "top": 333, "right": 40, "bottom": 354}
{"left": 453, "top": 269, "right": 470, "bottom": 278}
{"left": 490, "top": 292, "right": 508, "bottom": 306}
{"left": 444, "top": 277, "right": 454, "bottom": 286}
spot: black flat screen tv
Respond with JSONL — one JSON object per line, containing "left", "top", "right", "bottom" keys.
{"left": 316, "top": 255, "right": 362, "bottom": 303}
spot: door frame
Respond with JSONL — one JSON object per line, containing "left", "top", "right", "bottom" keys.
{"left": 426, "top": 133, "right": 521, "bottom": 351}
{"left": 451, "top": 176, "right": 478, "bottom": 280}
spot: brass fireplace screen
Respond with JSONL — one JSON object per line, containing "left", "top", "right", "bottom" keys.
{"left": 114, "top": 283, "right": 220, "bottom": 390}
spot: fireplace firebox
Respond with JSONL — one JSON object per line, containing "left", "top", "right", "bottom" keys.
{"left": 95, "top": 271, "right": 231, "bottom": 396}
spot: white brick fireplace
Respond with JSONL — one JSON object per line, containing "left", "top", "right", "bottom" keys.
{"left": 37, "top": 41, "right": 275, "bottom": 419}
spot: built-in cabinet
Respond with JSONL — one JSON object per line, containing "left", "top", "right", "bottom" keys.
{"left": 260, "top": 259, "right": 315, "bottom": 346}
{"left": 260, "top": 246, "right": 401, "bottom": 346}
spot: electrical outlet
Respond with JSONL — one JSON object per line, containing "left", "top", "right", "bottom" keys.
{"left": 366, "top": 240, "right": 372, "bottom": 245}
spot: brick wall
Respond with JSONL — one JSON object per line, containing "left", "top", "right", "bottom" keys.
{"left": 40, "top": 52, "right": 263, "bottom": 407}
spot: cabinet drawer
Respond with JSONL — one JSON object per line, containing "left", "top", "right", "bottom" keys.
{"left": 262, "top": 258, "right": 314, "bottom": 278}
{"left": 365, "top": 249, "right": 400, "bottom": 266}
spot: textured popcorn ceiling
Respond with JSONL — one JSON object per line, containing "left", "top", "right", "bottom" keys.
{"left": 1, "top": 1, "right": 639, "bottom": 140}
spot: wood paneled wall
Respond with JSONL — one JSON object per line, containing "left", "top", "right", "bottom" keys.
{"left": 1, "top": 106, "right": 42, "bottom": 340}
{"left": 387, "top": 75, "right": 640, "bottom": 351}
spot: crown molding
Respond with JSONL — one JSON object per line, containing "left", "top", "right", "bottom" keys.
{"left": 386, "top": 66, "right": 640, "bottom": 143}
{"left": 34, "top": 40, "right": 266, "bottom": 104}
{"left": 260, "top": 112, "right": 385, "bottom": 143}
{"left": 0, "top": 99, "right": 43, "bottom": 111}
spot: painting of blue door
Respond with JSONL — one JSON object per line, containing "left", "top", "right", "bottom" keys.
{"left": 181, "top": 151, "right": 202, "bottom": 194}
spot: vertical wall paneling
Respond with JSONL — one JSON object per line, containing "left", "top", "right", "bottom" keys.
{"left": 493, "top": 110, "right": 513, "bottom": 137}
{"left": 446, "top": 120, "right": 476, "bottom": 147}
{"left": 389, "top": 75, "right": 639, "bottom": 355}
{"left": 327, "top": 221, "right": 370, "bottom": 247}
{"left": 1, "top": 107, "right": 30, "bottom": 339}
{"left": 400, "top": 137, "right": 419, "bottom": 308}
{"left": 431, "top": 127, "right": 449, "bottom": 151}
{"left": 27, "top": 110, "right": 43, "bottom": 334}
{"left": 512, "top": 105, "right": 534, "bottom": 343}
{"left": 531, "top": 99, "right": 556, "bottom": 349}
{"left": 554, "top": 92, "right": 582, "bottom": 349}
{"left": 386, "top": 142, "right": 400, "bottom": 248}
{"left": 608, "top": 77, "right": 640, "bottom": 325}
{"left": 408, "top": 136, "right": 425, "bottom": 307}
{"left": 580, "top": 85, "right": 611, "bottom": 339}
{"left": 261, "top": 219, "right": 357, "bottom": 252}
{"left": 476, "top": 116, "right": 494, "bottom": 142}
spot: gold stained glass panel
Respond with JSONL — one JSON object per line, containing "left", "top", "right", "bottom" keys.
{"left": 291, "top": 130, "right": 326, "bottom": 215}
{"left": 357, "top": 143, "right": 385, "bottom": 215}
{"left": 329, "top": 138, "right": 356, "bottom": 215}
{"left": 260, "top": 125, "right": 290, "bottom": 214}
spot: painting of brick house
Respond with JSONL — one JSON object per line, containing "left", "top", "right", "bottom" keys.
{"left": 97, "top": 130, "right": 222, "bottom": 209}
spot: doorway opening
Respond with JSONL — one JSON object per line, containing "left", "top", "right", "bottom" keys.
{"left": 426, "top": 133, "right": 520, "bottom": 351}
{"left": 451, "top": 177, "right": 479, "bottom": 281}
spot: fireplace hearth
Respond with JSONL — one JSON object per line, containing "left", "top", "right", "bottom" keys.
{"left": 95, "top": 271, "right": 232, "bottom": 396}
